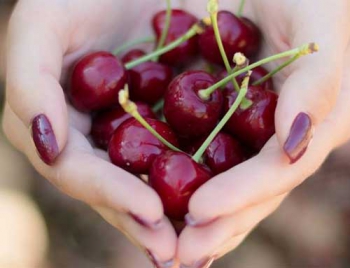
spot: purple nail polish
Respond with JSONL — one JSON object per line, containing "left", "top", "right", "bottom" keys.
{"left": 146, "top": 249, "right": 175, "bottom": 268}
{"left": 185, "top": 213, "right": 219, "bottom": 227}
{"left": 283, "top": 112, "right": 314, "bottom": 164}
{"left": 31, "top": 114, "right": 59, "bottom": 165}
{"left": 180, "top": 257, "right": 215, "bottom": 268}
{"left": 128, "top": 212, "right": 163, "bottom": 230}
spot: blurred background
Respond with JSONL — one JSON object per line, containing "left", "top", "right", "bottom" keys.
{"left": 1, "top": 1, "right": 350, "bottom": 267}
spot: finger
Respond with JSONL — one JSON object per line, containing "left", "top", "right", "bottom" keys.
{"left": 6, "top": 2, "right": 69, "bottom": 165}
{"left": 186, "top": 63, "right": 350, "bottom": 226}
{"left": 94, "top": 207, "right": 177, "bottom": 267}
{"left": 275, "top": 1, "right": 350, "bottom": 163}
{"left": 3, "top": 104, "right": 165, "bottom": 229}
{"left": 178, "top": 194, "right": 286, "bottom": 266}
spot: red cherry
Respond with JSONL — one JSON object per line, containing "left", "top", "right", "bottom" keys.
{"left": 199, "top": 11, "right": 261, "bottom": 65}
{"left": 121, "top": 49, "right": 146, "bottom": 63}
{"left": 91, "top": 102, "right": 156, "bottom": 150}
{"left": 188, "top": 132, "right": 248, "bottom": 175}
{"left": 108, "top": 118, "right": 179, "bottom": 174}
{"left": 224, "top": 85, "right": 278, "bottom": 151}
{"left": 164, "top": 70, "right": 223, "bottom": 138}
{"left": 149, "top": 151, "right": 212, "bottom": 220}
{"left": 69, "top": 51, "right": 127, "bottom": 112}
{"left": 121, "top": 50, "right": 173, "bottom": 105}
{"left": 217, "top": 66, "right": 273, "bottom": 91}
{"left": 152, "top": 9, "right": 199, "bottom": 66}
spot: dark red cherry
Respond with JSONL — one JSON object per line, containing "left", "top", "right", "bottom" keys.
{"left": 121, "top": 50, "right": 173, "bottom": 105}
{"left": 224, "top": 85, "right": 278, "bottom": 151}
{"left": 217, "top": 66, "right": 273, "bottom": 91}
{"left": 91, "top": 102, "right": 156, "bottom": 150}
{"left": 69, "top": 51, "right": 127, "bottom": 112}
{"left": 108, "top": 118, "right": 179, "bottom": 174}
{"left": 199, "top": 11, "right": 261, "bottom": 65}
{"left": 149, "top": 151, "right": 212, "bottom": 220}
{"left": 188, "top": 132, "right": 248, "bottom": 175}
{"left": 121, "top": 49, "right": 146, "bottom": 63}
{"left": 163, "top": 70, "right": 223, "bottom": 138}
{"left": 152, "top": 9, "right": 198, "bottom": 66}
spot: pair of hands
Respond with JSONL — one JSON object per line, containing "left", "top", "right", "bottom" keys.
{"left": 3, "top": 0, "right": 350, "bottom": 267}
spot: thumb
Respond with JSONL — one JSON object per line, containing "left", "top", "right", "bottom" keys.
{"left": 275, "top": 1, "right": 350, "bottom": 163}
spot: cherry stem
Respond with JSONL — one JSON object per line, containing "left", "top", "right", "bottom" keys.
{"left": 237, "top": 0, "right": 246, "bottom": 17}
{"left": 152, "top": 99, "right": 164, "bottom": 113}
{"left": 119, "top": 86, "right": 182, "bottom": 152}
{"left": 252, "top": 54, "right": 299, "bottom": 86}
{"left": 192, "top": 72, "right": 251, "bottom": 163}
{"left": 198, "top": 43, "right": 319, "bottom": 99}
{"left": 208, "top": 0, "right": 240, "bottom": 92}
{"left": 153, "top": 0, "right": 172, "bottom": 61}
{"left": 113, "top": 36, "right": 155, "bottom": 55}
{"left": 125, "top": 17, "right": 211, "bottom": 69}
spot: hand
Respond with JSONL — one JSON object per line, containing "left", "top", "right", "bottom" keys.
{"left": 176, "top": 0, "right": 350, "bottom": 266}
{"left": 2, "top": 1, "right": 178, "bottom": 266}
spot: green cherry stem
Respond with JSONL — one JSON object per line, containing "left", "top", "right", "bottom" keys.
{"left": 119, "top": 86, "right": 182, "bottom": 152}
{"left": 113, "top": 36, "right": 155, "bottom": 55}
{"left": 153, "top": 0, "right": 172, "bottom": 61}
{"left": 192, "top": 72, "right": 251, "bottom": 163}
{"left": 152, "top": 99, "right": 164, "bottom": 113}
{"left": 208, "top": 0, "right": 240, "bottom": 92}
{"left": 237, "top": 0, "right": 246, "bottom": 17}
{"left": 125, "top": 17, "right": 211, "bottom": 70}
{"left": 252, "top": 54, "right": 299, "bottom": 86}
{"left": 198, "top": 43, "right": 319, "bottom": 100}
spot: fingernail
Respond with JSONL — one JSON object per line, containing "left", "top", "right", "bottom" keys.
{"left": 185, "top": 213, "right": 218, "bottom": 227}
{"left": 146, "top": 249, "right": 175, "bottom": 268}
{"left": 128, "top": 212, "right": 163, "bottom": 230}
{"left": 180, "top": 256, "right": 215, "bottom": 268}
{"left": 283, "top": 112, "right": 314, "bottom": 164}
{"left": 31, "top": 114, "right": 59, "bottom": 165}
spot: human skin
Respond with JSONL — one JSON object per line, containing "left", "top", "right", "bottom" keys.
{"left": 2, "top": 0, "right": 350, "bottom": 267}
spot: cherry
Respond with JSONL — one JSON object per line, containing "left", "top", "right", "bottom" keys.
{"left": 109, "top": 118, "right": 179, "bottom": 174}
{"left": 188, "top": 132, "right": 248, "bottom": 175}
{"left": 152, "top": 9, "right": 199, "bottom": 66}
{"left": 121, "top": 49, "right": 173, "bottom": 105}
{"left": 198, "top": 11, "right": 261, "bottom": 65}
{"left": 224, "top": 85, "right": 278, "bottom": 151}
{"left": 149, "top": 151, "right": 212, "bottom": 220}
{"left": 69, "top": 51, "right": 127, "bottom": 112}
{"left": 217, "top": 66, "right": 273, "bottom": 91}
{"left": 91, "top": 102, "right": 156, "bottom": 150}
{"left": 163, "top": 70, "right": 223, "bottom": 138}
{"left": 121, "top": 49, "right": 146, "bottom": 63}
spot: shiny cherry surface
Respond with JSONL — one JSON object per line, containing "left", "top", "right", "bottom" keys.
{"left": 163, "top": 70, "right": 223, "bottom": 138}
{"left": 69, "top": 51, "right": 127, "bottom": 112}
{"left": 224, "top": 85, "right": 278, "bottom": 151}
{"left": 199, "top": 11, "right": 261, "bottom": 65}
{"left": 91, "top": 102, "right": 156, "bottom": 150}
{"left": 152, "top": 9, "right": 199, "bottom": 66}
{"left": 108, "top": 118, "right": 178, "bottom": 174}
{"left": 149, "top": 151, "right": 212, "bottom": 220}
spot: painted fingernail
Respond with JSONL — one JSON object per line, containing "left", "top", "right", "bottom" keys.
{"left": 146, "top": 249, "right": 175, "bottom": 268}
{"left": 283, "top": 112, "right": 314, "bottom": 164}
{"left": 185, "top": 213, "right": 218, "bottom": 227}
{"left": 31, "top": 114, "right": 59, "bottom": 165}
{"left": 180, "top": 256, "right": 215, "bottom": 268}
{"left": 128, "top": 212, "right": 163, "bottom": 230}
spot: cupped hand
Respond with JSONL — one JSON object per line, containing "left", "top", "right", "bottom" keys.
{"left": 2, "top": 0, "right": 179, "bottom": 266}
{"left": 177, "top": 0, "right": 350, "bottom": 266}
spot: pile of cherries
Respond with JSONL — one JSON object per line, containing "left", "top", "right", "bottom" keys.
{"left": 67, "top": 5, "right": 292, "bottom": 222}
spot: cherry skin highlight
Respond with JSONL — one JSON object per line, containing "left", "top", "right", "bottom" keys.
{"left": 163, "top": 70, "right": 223, "bottom": 138}
{"left": 69, "top": 51, "right": 127, "bottom": 112}
{"left": 152, "top": 9, "right": 199, "bottom": 66}
{"left": 91, "top": 102, "right": 156, "bottom": 150}
{"left": 224, "top": 85, "right": 278, "bottom": 151}
{"left": 149, "top": 151, "right": 212, "bottom": 220}
{"left": 199, "top": 11, "right": 261, "bottom": 65}
{"left": 108, "top": 118, "right": 179, "bottom": 174}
